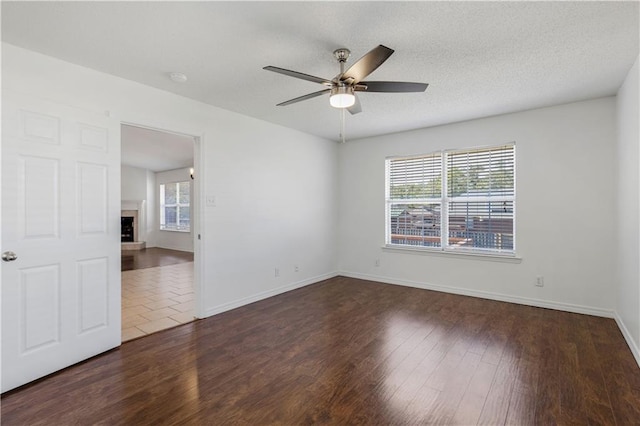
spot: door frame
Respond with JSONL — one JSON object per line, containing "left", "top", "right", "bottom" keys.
{"left": 120, "top": 120, "right": 205, "bottom": 319}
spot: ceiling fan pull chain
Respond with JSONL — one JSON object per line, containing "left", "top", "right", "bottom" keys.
{"left": 340, "top": 109, "right": 346, "bottom": 143}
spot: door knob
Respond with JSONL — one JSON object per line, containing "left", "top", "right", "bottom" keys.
{"left": 2, "top": 251, "right": 17, "bottom": 262}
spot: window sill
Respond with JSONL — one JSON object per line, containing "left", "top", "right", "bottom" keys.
{"left": 159, "top": 228, "right": 190, "bottom": 233}
{"left": 382, "top": 245, "right": 522, "bottom": 263}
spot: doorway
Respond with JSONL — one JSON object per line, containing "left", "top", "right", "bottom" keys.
{"left": 120, "top": 124, "right": 199, "bottom": 341}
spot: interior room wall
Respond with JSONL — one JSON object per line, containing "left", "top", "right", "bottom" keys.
{"left": 616, "top": 55, "right": 640, "bottom": 364}
{"left": 154, "top": 167, "right": 194, "bottom": 253}
{"left": 121, "top": 164, "right": 150, "bottom": 245}
{"left": 121, "top": 165, "right": 147, "bottom": 201}
{"left": 3, "top": 43, "right": 339, "bottom": 317}
{"left": 338, "top": 97, "right": 617, "bottom": 317}
{"left": 145, "top": 169, "right": 157, "bottom": 248}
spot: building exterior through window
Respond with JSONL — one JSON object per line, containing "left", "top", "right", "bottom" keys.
{"left": 386, "top": 143, "right": 515, "bottom": 255}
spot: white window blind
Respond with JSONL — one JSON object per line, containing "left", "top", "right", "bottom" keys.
{"left": 388, "top": 152, "right": 443, "bottom": 247}
{"left": 386, "top": 143, "right": 515, "bottom": 254}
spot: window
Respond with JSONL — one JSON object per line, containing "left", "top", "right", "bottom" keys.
{"left": 160, "top": 181, "right": 190, "bottom": 232}
{"left": 386, "top": 143, "right": 515, "bottom": 255}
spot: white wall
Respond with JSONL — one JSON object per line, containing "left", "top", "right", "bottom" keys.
{"left": 145, "top": 169, "right": 157, "bottom": 247}
{"left": 616, "top": 55, "right": 640, "bottom": 365}
{"left": 154, "top": 167, "right": 194, "bottom": 252}
{"left": 338, "top": 97, "right": 617, "bottom": 316}
{"left": 121, "top": 165, "right": 147, "bottom": 201}
{"left": 121, "top": 164, "right": 147, "bottom": 243}
{"left": 3, "top": 43, "right": 339, "bottom": 317}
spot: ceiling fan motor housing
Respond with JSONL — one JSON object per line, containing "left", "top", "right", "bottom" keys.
{"left": 333, "top": 48, "right": 351, "bottom": 63}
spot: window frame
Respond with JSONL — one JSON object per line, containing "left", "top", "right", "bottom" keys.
{"left": 159, "top": 181, "right": 191, "bottom": 232}
{"left": 385, "top": 143, "right": 516, "bottom": 256}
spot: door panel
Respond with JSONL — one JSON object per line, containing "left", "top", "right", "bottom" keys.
{"left": 19, "top": 156, "right": 60, "bottom": 239}
{"left": 21, "top": 110, "right": 60, "bottom": 145}
{"left": 2, "top": 91, "right": 121, "bottom": 392}
{"left": 77, "top": 162, "right": 108, "bottom": 235}
{"left": 77, "top": 257, "right": 109, "bottom": 334}
{"left": 20, "top": 264, "right": 60, "bottom": 353}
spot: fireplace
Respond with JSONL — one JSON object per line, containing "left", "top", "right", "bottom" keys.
{"left": 121, "top": 208, "right": 145, "bottom": 250}
{"left": 121, "top": 216, "right": 134, "bottom": 242}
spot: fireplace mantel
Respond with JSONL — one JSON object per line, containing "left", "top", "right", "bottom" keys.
{"left": 121, "top": 199, "right": 147, "bottom": 251}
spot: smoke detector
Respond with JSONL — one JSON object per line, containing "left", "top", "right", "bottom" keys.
{"left": 168, "top": 72, "right": 188, "bottom": 83}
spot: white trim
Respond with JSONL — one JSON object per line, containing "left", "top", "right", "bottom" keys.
{"left": 159, "top": 181, "right": 191, "bottom": 232}
{"left": 193, "top": 133, "right": 205, "bottom": 319}
{"left": 197, "top": 268, "right": 640, "bottom": 368}
{"left": 119, "top": 120, "right": 204, "bottom": 320}
{"left": 120, "top": 120, "right": 197, "bottom": 140}
{"left": 614, "top": 311, "right": 640, "bottom": 368}
{"left": 386, "top": 143, "right": 516, "bottom": 255}
{"left": 382, "top": 245, "right": 522, "bottom": 263}
{"left": 339, "top": 271, "right": 614, "bottom": 318}
{"left": 202, "top": 272, "right": 340, "bottom": 318}
{"left": 159, "top": 228, "right": 190, "bottom": 233}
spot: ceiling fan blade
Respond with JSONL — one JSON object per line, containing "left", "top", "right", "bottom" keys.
{"left": 276, "top": 89, "right": 331, "bottom": 106}
{"left": 348, "top": 94, "right": 362, "bottom": 115}
{"left": 357, "top": 81, "right": 429, "bottom": 93}
{"left": 341, "top": 45, "right": 394, "bottom": 84}
{"left": 263, "top": 66, "right": 331, "bottom": 85}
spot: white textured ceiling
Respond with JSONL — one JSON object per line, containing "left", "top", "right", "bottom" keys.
{"left": 121, "top": 125, "right": 194, "bottom": 172}
{"left": 2, "top": 2, "right": 639, "bottom": 142}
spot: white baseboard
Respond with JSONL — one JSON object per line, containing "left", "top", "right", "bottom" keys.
{"left": 614, "top": 312, "right": 640, "bottom": 368}
{"left": 155, "top": 245, "right": 194, "bottom": 253}
{"left": 200, "top": 270, "right": 640, "bottom": 368}
{"left": 340, "top": 271, "right": 615, "bottom": 319}
{"left": 202, "top": 271, "right": 339, "bottom": 318}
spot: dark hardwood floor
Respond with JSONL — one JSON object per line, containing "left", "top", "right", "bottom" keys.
{"left": 3, "top": 276, "right": 640, "bottom": 425}
{"left": 121, "top": 247, "right": 194, "bottom": 271}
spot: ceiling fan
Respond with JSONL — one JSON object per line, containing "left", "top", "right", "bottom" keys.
{"left": 263, "top": 45, "right": 429, "bottom": 116}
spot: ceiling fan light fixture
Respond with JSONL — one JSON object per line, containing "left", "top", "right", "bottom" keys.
{"left": 329, "top": 86, "right": 355, "bottom": 108}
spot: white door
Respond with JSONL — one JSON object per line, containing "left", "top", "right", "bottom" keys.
{"left": 1, "top": 91, "right": 121, "bottom": 392}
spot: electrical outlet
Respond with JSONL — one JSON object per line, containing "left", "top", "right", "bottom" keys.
{"left": 535, "top": 276, "right": 544, "bottom": 287}
{"left": 275, "top": 268, "right": 280, "bottom": 277}
{"left": 374, "top": 259, "right": 380, "bottom": 267}
{"left": 294, "top": 265, "right": 299, "bottom": 272}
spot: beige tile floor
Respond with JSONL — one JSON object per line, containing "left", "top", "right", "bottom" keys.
{"left": 122, "top": 262, "right": 195, "bottom": 342}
